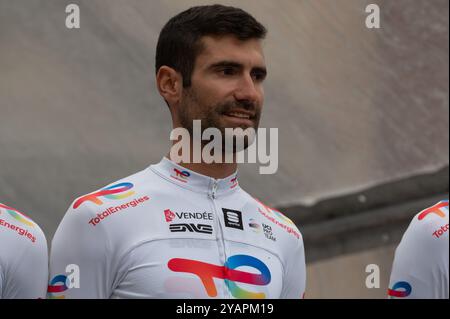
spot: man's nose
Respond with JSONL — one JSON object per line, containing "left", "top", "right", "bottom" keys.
{"left": 234, "top": 74, "right": 260, "bottom": 103}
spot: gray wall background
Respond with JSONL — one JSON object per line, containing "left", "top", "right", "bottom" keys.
{"left": 0, "top": 0, "right": 448, "bottom": 298}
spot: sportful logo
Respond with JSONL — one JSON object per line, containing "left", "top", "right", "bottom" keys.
{"left": 0, "top": 203, "right": 35, "bottom": 227}
{"left": 388, "top": 281, "right": 412, "bottom": 298}
{"left": 73, "top": 182, "right": 135, "bottom": 209}
{"left": 223, "top": 208, "right": 243, "bottom": 230}
{"left": 168, "top": 255, "right": 271, "bottom": 298}
{"left": 418, "top": 200, "right": 448, "bottom": 221}
{"left": 171, "top": 168, "right": 191, "bottom": 183}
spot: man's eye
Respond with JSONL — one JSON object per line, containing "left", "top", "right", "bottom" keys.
{"left": 220, "top": 68, "right": 236, "bottom": 75}
{"left": 252, "top": 72, "right": 266, "bottom": 81}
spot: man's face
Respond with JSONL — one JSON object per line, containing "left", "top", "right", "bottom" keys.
{"left": 177, "top": 35, "right": 267, "bottom": 149}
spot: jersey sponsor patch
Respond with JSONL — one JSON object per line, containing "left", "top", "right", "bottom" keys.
{"left": 169, "top": 223, "right": 213, "bottom": 234}
{"left": 223, "top": 208, "right": 243, "bottom": 230}
{"left": 170, "top": 168, "right": 191, "bottom": 183}
{"left": 432, "top": 223, "right": 449, "bottom": 239}
{"left": 256, "top": 205, "right": 301, "bottom": 240}
{"left": 0, "top": 218, "right": 37, "bottom": 243}
{"left": 0, "top": 203, "right": 35, "bottom": 227}
{"left": 73, "top": 182, "right": 136, "bottom": 209}
{"left": 164, "top": 209, "right": 213, "bottom": 222}
{"left": 388, "top": 281, "right": 412, "bottom": 298}
{"left": 168, "top": 255, "right": 271, "bottom": 298}
{"left": 88, "top": 196, "right": 150, "bottom": 227}
{"left": 418, "top": 200, "right": 449, "bottom": 221}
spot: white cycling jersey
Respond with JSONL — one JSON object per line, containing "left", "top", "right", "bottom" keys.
{"left": 49, "top": 157, "right": 306, "bottom": 299}
{"left": 388, "top": 200, "right": 449, "bottom": 299}
{"left": 0, "top": 203, "right": 48, "bottom": 299}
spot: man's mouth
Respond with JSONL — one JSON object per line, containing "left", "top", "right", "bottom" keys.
{"left": 223, "top": 109, "right": 255, "bottom": 120}
{"left": 226, "top": 112, "right": 251, "bottom": 119}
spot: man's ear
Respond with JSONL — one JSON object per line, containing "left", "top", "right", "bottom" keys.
{"left": 156, "top": 66, "right": 182, "bottom": 108}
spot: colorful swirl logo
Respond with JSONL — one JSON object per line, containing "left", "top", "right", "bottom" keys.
{"left": 73, "top": 182, "right": 135, "bottom": 209}
{"left": 0, "top": 203, "right": 35, "bottom": 227}
{"left": 168, "top": 254, "right": 271, "bottom": 298}
{"left": 418, "top": 200, "right": 448, "bottom": 221}
{"left": 388, "top": 281, "right": 412, "bottom": 298}
{"left": 47, "top": 274, "right": 68, "bottom": 299}
{"left": 172, "top": 168, "right": 190, "bottom": 181}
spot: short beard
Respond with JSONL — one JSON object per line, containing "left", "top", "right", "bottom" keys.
{"left": 179, "top": 88, "right": 261, "bottom": 153}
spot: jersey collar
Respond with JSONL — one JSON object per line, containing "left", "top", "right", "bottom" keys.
{"left": 150, "top": 157, "right": 240, "bottom": 195}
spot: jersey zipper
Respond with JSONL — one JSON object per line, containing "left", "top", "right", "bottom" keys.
{"left": 209, "top": 179, "right": 230, "bottom": 298}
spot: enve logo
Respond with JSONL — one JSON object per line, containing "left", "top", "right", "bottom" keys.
{"left": 168, "top": 255, "right": 271, "bottom": 298}
{"left": 388, "top": 281, "right": 412, "bottom": 298}
{"left": 73, "top": 182, "right": 135, "bottom": 209}
{"left": 0, "top": 203, "right": 35, "bottom": 227}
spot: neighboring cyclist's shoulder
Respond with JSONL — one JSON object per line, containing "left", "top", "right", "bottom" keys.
{"left": 406, "top": 200, "right": 449, "bottom": 242}
{"left": 0, "top": 202, "right": 47, "bottom": 251}
{"left": 397, "top": 200, "right": 449, "bottom": 259}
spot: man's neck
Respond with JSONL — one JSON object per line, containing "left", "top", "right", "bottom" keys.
{"left": 166, "top": 152, "right": 238, "bottom": 179}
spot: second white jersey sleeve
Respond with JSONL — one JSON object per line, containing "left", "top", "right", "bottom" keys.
{"left": 388, "top": 200, "right": 449, "bottom": 299}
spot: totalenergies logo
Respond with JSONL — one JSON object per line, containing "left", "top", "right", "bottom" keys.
{"left": 0, "top": 203, "right": 35, "bottom": 227}
{"left": 171, "top": 168, "right": 191, "bottom": 183}
{"left": 47, "top": 274, "right": 69, "bottom": 299}
{"left": 388, "top": 281, "right": 412, "bottom": 298}
{"left": 73, "top": 182, "right": 135, "bottom": 209}
{"left": 418, "top": 200, "right": 448, "bottom": 221}
{"left": 256, "top": 199, "right": 294, "bottom": 225}
{"left": 230, "top": 177, "right": 238, "bottom": 189}
{"left": 168, "top": 255, "right": 271, "bottom": 298}
{"left": 47, "top": 265, "right": 80, "bottom": 299}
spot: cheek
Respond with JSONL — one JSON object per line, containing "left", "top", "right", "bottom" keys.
{"left": 200, "top": 78, "right": 234, "bottom": 99}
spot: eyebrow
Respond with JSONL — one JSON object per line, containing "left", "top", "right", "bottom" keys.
{"left": 209, "top": 61, "right": 267, "bottom": 76}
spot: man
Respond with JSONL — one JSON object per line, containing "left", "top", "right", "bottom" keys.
{"left": 388, "top": 200, "right": 449, "bottom": 299}
{"left": 49, "top": 5, "right": 306, "bottom": 299}
{"left": 0, "top": 202, "right": 48, "bottom": 299}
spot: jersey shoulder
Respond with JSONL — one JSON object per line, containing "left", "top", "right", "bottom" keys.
{"left": 405, "top": 200, "right": 449, "bottom": 245}
{"left": 59, "top": 167, "right": 165, "bottom": 250}
{"left": 65, "top": 166, "right": 157, "bottom": 228}
{"left": 0, "top": 202, "right": 47, "bottom": 246}
{"left": 239, "top": 191, "right": 304, "bottom": 247}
